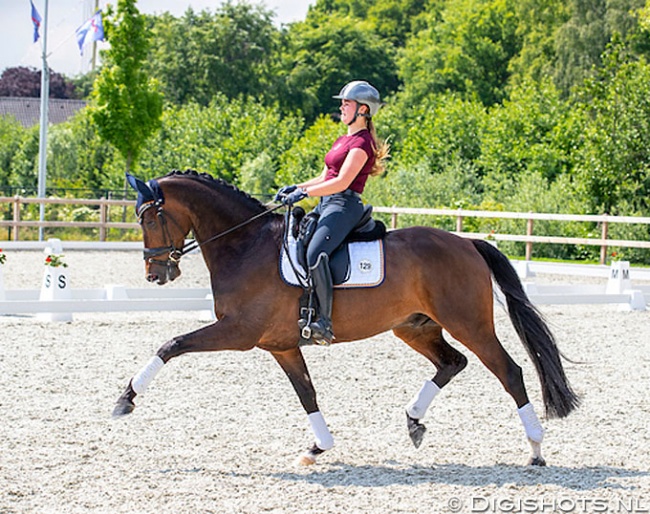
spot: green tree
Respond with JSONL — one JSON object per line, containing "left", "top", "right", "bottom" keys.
{"left": 571, "top": 41, "right": 650, "bottom": 214}
{"left": 238, "top": 151, "right": 276, "bottom": 197}
{"left": 508, "top": 0, "right": 569, "bottom": 87}
{"left": 146, "top": 3, "right": 280, "bottom": 106}
{"left": 398, "top": 0, "right": 522, "bottom": 107}
{"left": 307, "top": 0, "right": 373, "bottom": 19}
{"left": 366, "top": 159, "right": 483, "bottom": 217}
{"left": 0, "top": 116, "right": 27, "bottom": 187}
{"left": 8, "top": 126, "right": 39, "bottom": 190}
{"left": 367, "top": 0, "right": 429, "bottom": 47}
{"left": 478, "top": 78, "right": 572, "bottom": 203}
{"left": 45, "top": 110, "right": 121, "bottom": 193}
{"left": 553, "top": 0, "right": 645, "bottom": 95}
{"left": 396, "top": 92, "right": 487, "bottom": 173}
{"left": 278, "top": 14, "right": 399, "bottom": 121}
{"left": 138, "top": 95, "right": 302, "bottom": 186}
{"left": 88, "top": 0, "right": 163, "bottom": 177}
{"left": 309, "top": 0, "right": 428, "bottom": 47}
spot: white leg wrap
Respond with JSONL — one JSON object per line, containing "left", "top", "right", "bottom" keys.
{"left": 131, "top": 356, "right": 165, "bottom": 395}
{"left": 518, "top": 402, "right": 545, "bottom": 443}
{"left": 308, "top": 411, "right": 334, "bottom": 451}
{"left": 406, "top": 379, "right": 441, "bottom": 419}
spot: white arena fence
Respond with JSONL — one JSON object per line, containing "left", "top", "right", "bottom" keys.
{"left": 0, "top": 239, "right": 648, "bottom": 320}
{"left": 0, "top": 285, "right": 215, "bottom": 318}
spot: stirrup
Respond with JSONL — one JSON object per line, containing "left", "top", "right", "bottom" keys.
{"left": 309, "top": 319, "right": 334, "bottom": 346}
{"left": 298, "top": 306, "right": 316, "bottom": 340}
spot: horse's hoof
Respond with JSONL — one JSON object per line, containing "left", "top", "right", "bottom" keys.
{"left": 295, "top": 444, "right": 325, "bottom": 466}
{"left": 406, "top": 413, "right": 427, "bottom": 448}
{"left": 112, "top": 399, "right": 135, "bottom": 418}
{"left": 528, "top": 456, "right": 547, "bottom": 466}
{"left": 296, "top": 453, "right": 317, "bottom": 466}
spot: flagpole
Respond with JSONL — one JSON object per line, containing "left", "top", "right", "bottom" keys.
{"left": 91, "top": 0, "right": 99, "bottom": 70}
{"left": 37, "top": 0, "right": 50, "bottom": 242}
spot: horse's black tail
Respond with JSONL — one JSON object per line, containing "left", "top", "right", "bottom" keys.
{"left": 471, "top": 239, "right": 580, "bottom": 418}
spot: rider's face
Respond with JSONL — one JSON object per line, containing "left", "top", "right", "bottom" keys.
{"left": 340, "top": 99, "right": 357, "bottom": 124}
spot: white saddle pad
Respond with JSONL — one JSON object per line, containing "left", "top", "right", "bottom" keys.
{"left": 280, "top": 237, "right": 385, "bottom": 289}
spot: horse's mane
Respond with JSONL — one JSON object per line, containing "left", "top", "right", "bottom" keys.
{"left": 163, "top": 168, "right": 266, "bottom": 213}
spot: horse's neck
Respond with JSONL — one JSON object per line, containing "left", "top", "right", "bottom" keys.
{"left": 170, "top": 180, "right": 262, "bottom": 239}
{"left": 198, "top": 215, "right": 281, "bottom": 299}
{"left": 183, "top": 189, "right": 276, "bottom": 276}
{"left": 194, "top": 202, "right": 261, "bottom": 236}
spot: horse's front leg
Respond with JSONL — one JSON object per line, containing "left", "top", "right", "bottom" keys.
{"left": 112, "top": 316, "right": 256, "bottom": 417}
{"left": 271, "top": 347, "right": 334, "bottom": 466}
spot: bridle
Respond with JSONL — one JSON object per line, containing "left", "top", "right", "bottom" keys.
{"left": 137, "top": 198, "right": 285, "bottom": 267}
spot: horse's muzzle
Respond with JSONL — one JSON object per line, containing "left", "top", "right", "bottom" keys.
{"left": 146, "top": 260, "right": 181, "bottom": 285}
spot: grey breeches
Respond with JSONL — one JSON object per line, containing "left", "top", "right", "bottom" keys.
{"left": 306, "top": 191, "right": 364, "bottom": 269}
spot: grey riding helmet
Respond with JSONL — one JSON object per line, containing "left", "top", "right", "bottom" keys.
{"left": 333, "top": 80, "right": 383, "bottom": 117}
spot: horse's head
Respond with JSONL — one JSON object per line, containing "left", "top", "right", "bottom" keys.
{"left": 126, "top": 173, "right": 190, "bottom": 285}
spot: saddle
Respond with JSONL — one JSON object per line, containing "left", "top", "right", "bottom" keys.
{"left": 291, "top": 205, "right": 386, "bottom": 285}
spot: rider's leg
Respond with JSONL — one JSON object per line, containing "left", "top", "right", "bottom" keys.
{"left": 306, "top": 194, "right": 364, "bottom": 345}
{"left": 308, "top": 253, "right": 334, "bottom": 345}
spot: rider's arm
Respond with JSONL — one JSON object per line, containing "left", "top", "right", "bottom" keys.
{"left": 304, "top": 149, "right": 367, "bottom": 197}
{"left": 298, "top": 166, "right": 328, "bottom": 188}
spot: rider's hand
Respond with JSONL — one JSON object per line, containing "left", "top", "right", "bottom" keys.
{"left": 274, "top": 185, "right": 297, "bottom": 202}
{"left": 282, "top": 188, "right": 308, "bottom": 206}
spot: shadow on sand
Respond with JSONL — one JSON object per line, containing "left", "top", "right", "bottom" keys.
{"left": 272, "top": 462, "right": 648, "bottom": 490}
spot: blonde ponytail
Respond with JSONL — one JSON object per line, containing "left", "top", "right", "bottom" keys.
{"left": 367, "top": 119, "right": 390, "bottom": 176}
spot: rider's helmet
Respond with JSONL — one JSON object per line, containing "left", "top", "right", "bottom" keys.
{"left": 333, "top": 80, "right": 383, "bottom": 118}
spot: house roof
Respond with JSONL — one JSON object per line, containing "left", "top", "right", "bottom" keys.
{"left": 0, "top": 97, "right": 87, "bottom": 128}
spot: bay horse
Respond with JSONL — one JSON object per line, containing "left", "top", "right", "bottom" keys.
{"left": 113, "top": 169, "right": 579, "bottom": 466}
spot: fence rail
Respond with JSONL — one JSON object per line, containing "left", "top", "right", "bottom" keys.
{"left": 2, "top": 196, "right": 650, "bottom": 264}
{"left": 0, "top": 196, "right": 138, "bottom": 241}
{"left": 374, "top": 206, "right": 650, "bottom": 264}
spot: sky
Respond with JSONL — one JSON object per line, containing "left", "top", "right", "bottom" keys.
{"left": 0, "top": 0, "right": 313, "bottom": 77}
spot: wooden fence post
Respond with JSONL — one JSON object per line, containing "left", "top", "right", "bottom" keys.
{"left": 12, "top": 195, "right": 21, "bottom": 241}
{"left": 525, "top": 217, "right": 534, "bottom": 261}
{"left": 600, "top": 216, "right": 609, "bottom": 265}
{"left": 456, "top": 210, "right": 463, "bottom": 233}
{"left": 391, "top": 211, "right": 398, "bottom": 230}
{"left": 99, "top": 199, "right": 107, "bottom": 242}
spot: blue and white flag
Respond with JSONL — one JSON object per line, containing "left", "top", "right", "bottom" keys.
{"left": 75, "top": 10, "right": 105, "bottom": 55}
{"left": 30, "top": 0, "right": 42, "bottom": 43}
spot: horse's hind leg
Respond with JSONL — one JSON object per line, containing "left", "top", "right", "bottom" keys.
{"left": 450, "top": 323, "right": 546, "bottom": 466}
{"left": 271, "top": 347, "right": 333, "bottom": 466}
{"left": 393, "top": 316, "right": 468, "bottom": 448}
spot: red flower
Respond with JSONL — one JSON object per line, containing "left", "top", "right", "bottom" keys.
{"left": 45, "top": 256, "right": 52, "bottom": 263}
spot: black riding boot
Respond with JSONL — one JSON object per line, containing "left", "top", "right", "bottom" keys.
{"left": 309, "top": 255, "right": 334, "bottom": 345}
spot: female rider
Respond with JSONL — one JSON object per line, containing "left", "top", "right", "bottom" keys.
{"left": 276, "top": 80, "right": 389, "bottom": 345}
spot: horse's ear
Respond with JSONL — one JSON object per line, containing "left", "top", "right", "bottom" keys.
{"left": 126, "top": 172, "right": 154, "bottom": 202}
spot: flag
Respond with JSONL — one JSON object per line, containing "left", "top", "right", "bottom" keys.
{"left": 75, "top": 10, "right": 105, "bottom": 56}
{"left": 30, "top": 0, "right": 42, "bottom": 43}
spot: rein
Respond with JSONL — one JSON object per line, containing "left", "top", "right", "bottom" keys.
{"left": 139, "top": 200, "right": 285, "bottom": 264}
